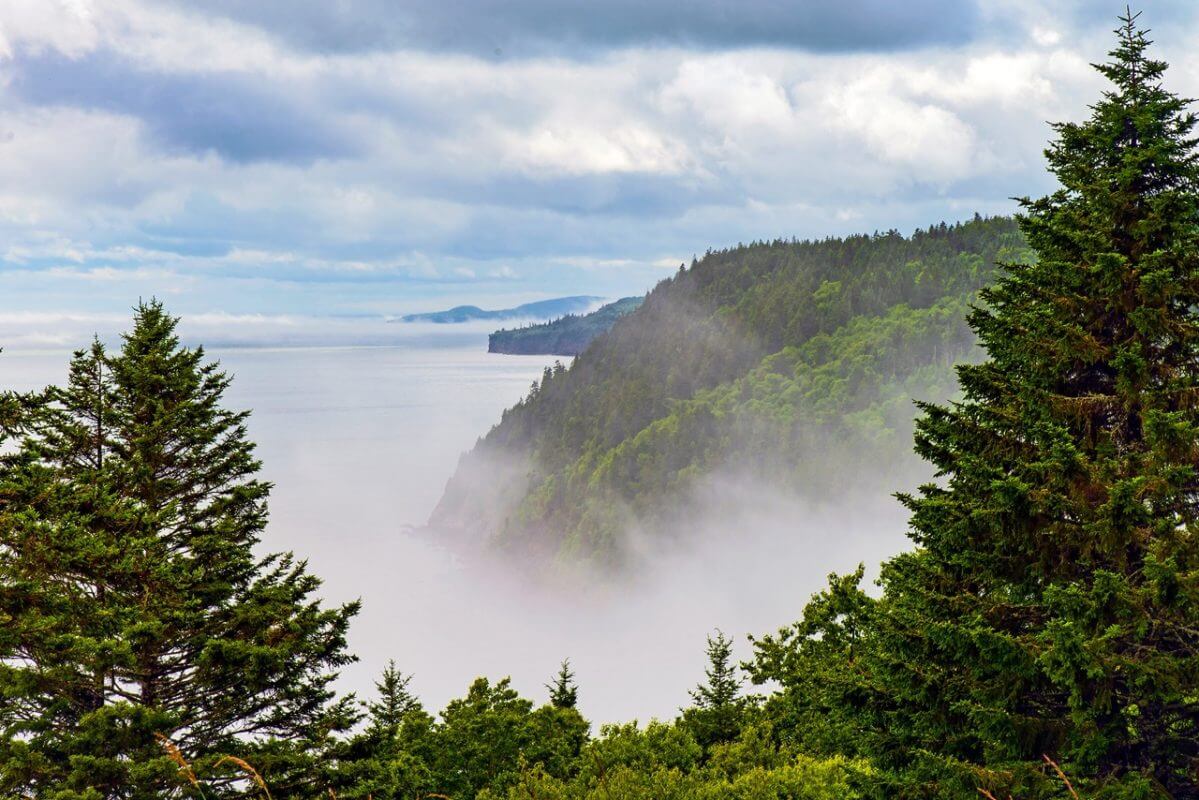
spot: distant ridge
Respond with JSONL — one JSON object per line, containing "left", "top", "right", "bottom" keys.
{"left": 489, "top": 296, "right": 643, "bottom": 355}
{"left": 396, "top": 296, "right": 602, "bottom": 324}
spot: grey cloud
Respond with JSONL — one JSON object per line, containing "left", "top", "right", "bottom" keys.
{"left": 8, "top": 52, "right": 358, "bottom": 164}
{"left": 1062, "top": 1, "right": 1199, "bottom": 30}
{"left": 430, "top": 172, "right": 709, "bottom": 218}
{"left": 150, "top": 0, "right": 980, "bottom": 56}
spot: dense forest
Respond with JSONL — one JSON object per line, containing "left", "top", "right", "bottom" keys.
{"left": 435, "top": 214, "right": 1029, "bottom": 568}
{"left": 4, "top": 13, "right": 1199, "bottom": 800}
{"left": 488, "top": 297, "right": 644, "bottom": 355}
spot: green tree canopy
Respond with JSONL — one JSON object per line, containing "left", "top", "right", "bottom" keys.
{"left": 755, "top": 13, "right": 1199, "bottom": 798}
{"left": 0, "top": 301, "right": 359, "bottom": 798}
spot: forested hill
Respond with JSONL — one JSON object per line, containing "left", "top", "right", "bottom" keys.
{"left": 432, "top": 216, "right": 1031, "bottom": 568}
{"left": 488, "top": 296, "right": 644, "bottom": 355}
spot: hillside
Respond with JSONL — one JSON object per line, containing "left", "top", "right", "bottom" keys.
{"left": 397, "top": 295, "right": 601, "bottom": 323}
{"left": 431, "top": 216, "right": 1031, "bottom": 568}
{"left": 488, "top": 296, "right": 644, "bottom": 355}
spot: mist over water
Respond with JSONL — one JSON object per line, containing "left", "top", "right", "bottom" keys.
{"left": 1, "top": 327, "right": 914, "bottom": 724}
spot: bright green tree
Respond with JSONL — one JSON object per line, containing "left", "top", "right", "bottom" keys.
{"left": 758, "top": 13, "right": 1199, "bottom": 798}
{"left": 0, "top": 302, "right": 359, "bottom": 798}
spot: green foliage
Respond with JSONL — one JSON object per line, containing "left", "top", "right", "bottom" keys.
{"left": 484, "top": 724, "right": 871, "bottom": 800}
{"left": 0, "top": 302, "right": 359, "bottom": 798}
{"left": 747, "top": 567, "right": 879, "bottom": 762}
{"left": 434, "top": 216, "right": 1030, "bottom": 567}
{"left": 338, "top": 657, "right": 873, "bottom": 800}
{"left": 682, "top": 631, "right": 746, "bottom": 749}
{"left": 338, "top": 669, "right": 588, "bottom": 799}
{"left": 430, "top": 677, "right": 584, "bottom": 798}
{"left": 750, "top": 14, "right": 1199, "bottom": 798}
{"left": 12, "top": 15, "right": 1199, "bottom": 800}
{"left": 547, "top": 659, "right": 579, "bottom": 709}
{"left": 489, "top": 297, "right": 645, "bottom": 355}
{"left": 365, "top": 660, "right": 421, "bottom": 741}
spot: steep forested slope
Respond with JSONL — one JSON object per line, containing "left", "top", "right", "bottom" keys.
{"left": 432, "top": 216, "right": 1031, "bottom": 567}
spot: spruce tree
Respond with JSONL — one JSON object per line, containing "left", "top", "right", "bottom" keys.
{"left": 684, "top": 630, "right": 743, "bottom": 748}
{"left": 365, "top": 660, "right": 420, "bottom": 740}
{"left": 783, "top": 13, "right": 1199, "bottom": 798}
{"left": 0, "top": 301, "right": 359, "bottom": 798}
{"left": 338, "top": 661, "right": 433, "bottom": 800}
{"left": 546, "top": 659, "right": 578, "bottom": 710}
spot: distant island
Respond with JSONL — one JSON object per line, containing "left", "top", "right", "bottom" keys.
{"left": 489, "top": 296, "right": 643, "bottom": 355}
{"left": 396, "top": 295, "right": 602, "bottom": 324}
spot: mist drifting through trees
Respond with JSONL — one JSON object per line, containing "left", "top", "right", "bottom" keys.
{"left": 6, "top": 9, "right": 1199, "bottom": 800}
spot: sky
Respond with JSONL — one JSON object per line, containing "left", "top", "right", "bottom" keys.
{"left": 2, "top": 0, "right": 1199, "bottom": 332}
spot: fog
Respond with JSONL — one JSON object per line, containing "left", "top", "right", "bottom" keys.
{"left": 0, "top": 310, "right": 560, "bottom": 350}
{"left": 0, "top": 324, "right": 915, "bottom": 725}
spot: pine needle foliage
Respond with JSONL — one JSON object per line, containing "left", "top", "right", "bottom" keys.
{"left": 684, "top": 630, "right": 745, "bottom": 749}
{"left": 546, "top": 660, "right": 579, "bottom": 710}
{"left": 755, "top": 13, "right": 1199, "bottom": 799}
{"left": 0, "top": 301, "right": 359, "bottom": 798}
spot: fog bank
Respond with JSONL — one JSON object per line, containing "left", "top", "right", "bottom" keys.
{"left": 1, "top": 336, "right": 914, "bottom": 724}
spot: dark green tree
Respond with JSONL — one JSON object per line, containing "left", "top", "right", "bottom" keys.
{"left": 748, "top": 568, "right": 877, "bottom": 762}
{"left": 429, "top": 677, "right": 588, "bottom": 798}
{"left": 683, "top": 630, "right": 744, "bottom": 749}
{"left": 365, "top": 660, "right": 420, "bottom": 741}
{"left": 758, "top": 13, "right": 1199, "bottom": 798}
{"left": 547, "top": 659, "right": 579, "bottom": 709}
{"left": 337, "top": 662, "right": 434, "bottom": 800}
{"left": 0, "top": 301, "right": 359, "bottom": 798}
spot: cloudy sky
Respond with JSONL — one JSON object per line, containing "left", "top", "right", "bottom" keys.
{"left": 1, "top": 0, "right": 1197, "bottom": 330}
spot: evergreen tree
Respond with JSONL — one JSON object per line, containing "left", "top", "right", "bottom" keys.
{"left": 0, "top": 301, "right": 359, "bottom": 798}
{"left": 756, "top": 14, "right": 1199, "bottom": 798}
{"left": 546, "top": 659, "right": 579, "bottom": 710}
{"left": 365, "top": 660, "right": 420, "bottom": 740}
{"left": 338, "top": 661, "right": 433, "bottom": 800}
{"left": 684, "top": 630, "right": 743, "bottom": 748}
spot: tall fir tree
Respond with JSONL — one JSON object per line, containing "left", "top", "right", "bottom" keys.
{"left": 755, "top": 14, "right": 1199, "bottom": 799}
{"left": 0, "top": 301, "right": 359, "bottom": 798}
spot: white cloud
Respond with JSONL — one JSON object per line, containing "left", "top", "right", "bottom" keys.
{"left": 661, "top": 55, "right": 797, "bottom": 138}
{"left": 507, "top": 124, "right": 689, "bottom": 176}
{"left": 0, "top": 0, "right": 99, "bottom": 60}
{"left": 826, "top": 75, "right": 979, "bottom": 182}
{"left": 0, "top": 0, "right": 1194, "bottom": 318}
